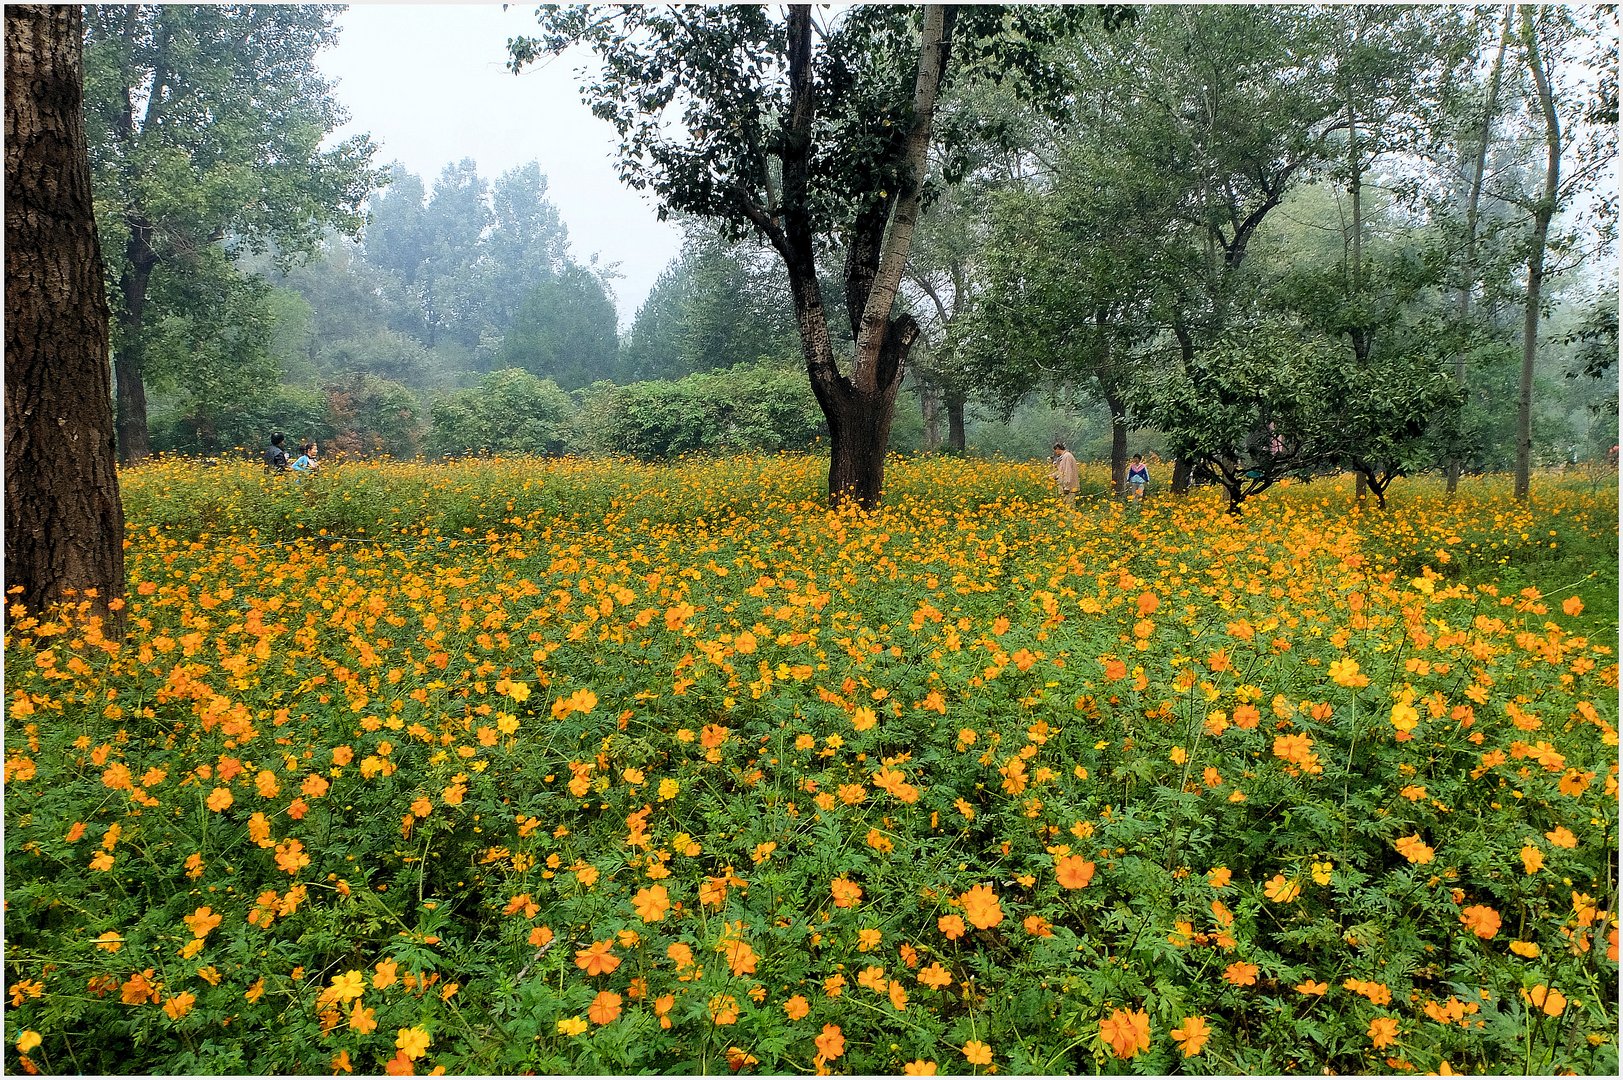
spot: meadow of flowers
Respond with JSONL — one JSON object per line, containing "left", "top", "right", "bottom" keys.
{"left": 4, "top": 454, "right": 1618, "bottom": 1075}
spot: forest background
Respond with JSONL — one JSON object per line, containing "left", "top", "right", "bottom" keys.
{"left": 84, "top": 3, "right": 1618, "bottom": 479}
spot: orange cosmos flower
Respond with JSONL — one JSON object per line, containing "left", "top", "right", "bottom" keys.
{"left": 961, "top": 1040, "right": 993, "bottom": 1065}
{"left": 575, "top": 940, "right": 621, "bottom": 977}
{"left": 830, "top": 876, "right": 862, "bottom": 908}
{"left": 1509, "top": 940, "right": 1540, "bottom": 958}
{"left": 708, "top": 994, "right": 740, "bottom": 1026}
{"left": 1522, "top": 985, "right": 1567, "bottom": 1016}
{"left": 784, "top": 994, "right": 810, "bottom": 1021}
{"left": 587, "top": 991, "right": 622, "bottom": 1025}
{"left": 902, "top": 1061, "right": 938, "bottom": 1075}
{"left": 349, "top": 1002, "right": 377, "bottom": 1035}
{"left": 1295, "top": 979, "right": 1328, "bottom": 996}
{"left": 1098, "top": 1008, "right": 1151, "bottom": 1059}
{"left": 1394, "top": 834, "right": 1435, "bottom": 864}
{"left": 1170, "top": 1014, "right": 1211, "bottom": 1057}
{"left": 1223, "top": 961, "right": 1259, "bottom": 986}
{"left": 1544, "top": 826, "right": 1577, "bottom": 849}
{"left": 960, "top": 885, "right": 1004, "bottom": 930}
{"left": 1328, "top": 657, "right": 1369, "bottom": 688}
{"left": 722, "top": 939, "right": 758, "bottom": 977}
{"left": 1263, "top": 874, "right": 1301, "bottom": 903}
{"left": 632, "top": 884, "right": 671, "bottom": 923}
{"left": 938, "top": 914, "right": 966, "bottom": 940}
{"left": 1520, "top": 845, "right": 1544, "bottom": 874}
{"left": 1367, "top": 1016, "right": 1399, "bottom": 1049}
{"left": 179, "top": 906, "right": 221, "bottom": 940}
{"left": 815, "top": 1023, "right": 845, "bottom": 1061}
{"left": 394, "top": 1027, "right": 431, "bottom": 1060}
{"left": 1460, "top": 904, "right": 1500, "bottom": 939}
{"left": 1056, "top": 854, "right": 1096, "bottom": 890}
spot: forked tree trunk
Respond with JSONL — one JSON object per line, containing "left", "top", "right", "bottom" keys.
{"left": 777, "top": 5, "right": 951, "bottom": 509}
{"left": 4, "top": 3, "right": 126, "bottom": 628}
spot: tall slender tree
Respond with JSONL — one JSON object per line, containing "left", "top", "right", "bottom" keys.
{"left": 5, "top": 4, "right": 124, "bottom": 627}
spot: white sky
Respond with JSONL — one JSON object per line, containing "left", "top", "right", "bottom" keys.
{"left": 318, "top": 2, "right": 684, "bottom": 327}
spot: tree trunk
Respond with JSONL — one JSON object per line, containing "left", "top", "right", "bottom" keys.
{"left": 113, "top": 242, "right": 157, "bottom": 462}
{"left": 1172, "top": 456, "right": 1192, "bottom": 495}
{"left": 1104, "top": 390, "right": 1128, "bottom": 494}
{"left": 826, "top": 385, "right": 901, "bottom": 510}
{"left": 919, "top": 381, "right": 942, "bottom": 451}
{"left": 5, "top": 3, "right": 126, "bottom": 629}
{"left": 1447, "top": 7, "right": 1512, "bottom": 494}
{"left": 945, "top": 392, "right": 966, "bottom": 453}
{"left": 1515, "top": 4, "right": 1559, "bottom": 504}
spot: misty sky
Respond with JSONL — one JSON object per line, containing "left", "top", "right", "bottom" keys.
{"left": 318, "top": 3, "right": 684, "bottom": 326}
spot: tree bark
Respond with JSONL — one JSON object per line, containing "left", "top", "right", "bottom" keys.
{"left": 1447, "top": 7, "right": 1512, "bottom": 494}
{"left": 945, "top": 391, "right": 966, "bottom": 454}
{"left": 919, "top": 381, "right": 942, "bottom": 451}
{"left": 1172, "top": 457, "right": 1192, "bottom": 495}
{"left": 1104, "top": 389, "right": 1128, "bottom": 494}
{"left": 1515, "top": 4, "right": 1559, "bottom": 504}
{"left": 113, "top": 231, "right": 158, "bottom": 462}
{"left": 5, "top": 4, "right": 126, "bottom": 629}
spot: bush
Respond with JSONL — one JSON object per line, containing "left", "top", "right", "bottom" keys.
{"left": 426, "top": 368, "right": 575, "bottom": 457}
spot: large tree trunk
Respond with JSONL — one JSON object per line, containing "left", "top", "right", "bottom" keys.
{"left": 1448, "top": 8, "right": 1512, "bottom": 494}
{"left": 826, "top": 385, "right": 902, "bottom": 509}
{"left": 5, "top": 4, "right": 126, "bottom": 629}
{"left": 1515, "top": 4, "right": 1559, "bottom": 504}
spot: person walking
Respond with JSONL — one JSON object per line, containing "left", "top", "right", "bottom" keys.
{"left": 1051, "top": 442, "right": 1080, "bottom": 509}
{"left": 264, "top": 432, "right": 289, "bottom": 474}
{"left": 1126, "top": 453, "right": 1149, "bottom": 502}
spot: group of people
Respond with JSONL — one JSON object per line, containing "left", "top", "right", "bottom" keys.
{"left": 1050, "top": 442, "right": 1150, "bottom": 507}
{"left": 264, "top": 432, "right": 321, "bottom": 475}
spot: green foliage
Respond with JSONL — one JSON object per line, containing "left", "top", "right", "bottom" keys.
{"left": 571, "top": 362, "right": 827, "bottom": 461}
{"left": 427, "top": 369, "right": 576, "bottom": 457}
{"left": 498, "top": 266, "right": 621, "bottom": 390}
{"left": 620, "top": 228, "right": 799, "bottom": 383}
{"left": 140, "top": 251, "right": 281, "bottom": 453}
